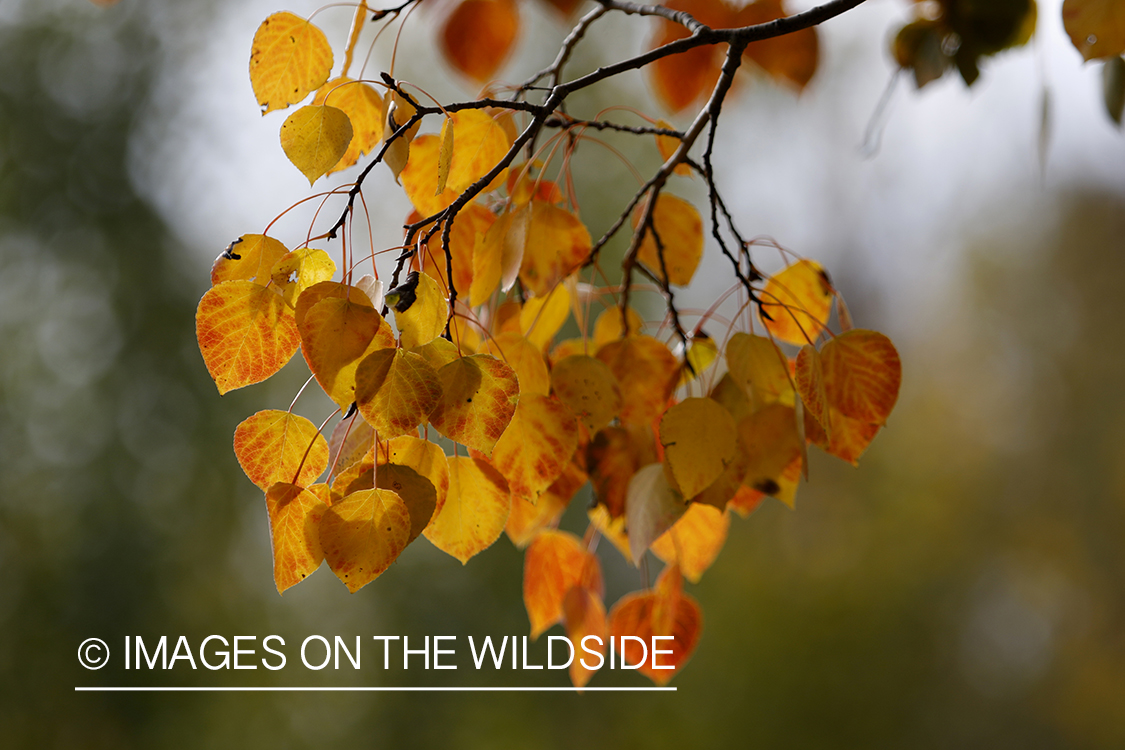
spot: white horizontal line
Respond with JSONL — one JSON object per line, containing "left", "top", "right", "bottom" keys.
{"left": 75, "top": 686, "right": 674, "bottom": 692}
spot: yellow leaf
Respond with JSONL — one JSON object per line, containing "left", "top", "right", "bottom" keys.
{"left": 265, "top": 483, "right": 328, "bottom": 594}
{"left": 196, "top": 280, "right": 300, "bottom": 394}
{"left": 234, "top": 410, "right": 329, "bottom": 490}
{"left": 738, "top": 404, "right": 802, "bottom": 499}
{"left": 587, "top": 503, "right": 632, "bottom": 562}
{"left": 650, "top": 503, "right": 730, "bottom": 583}
{"left": 469, "top": 203, "right": 530, "bottom": 305}
{"left": 320, "top": 488, "right": 412, "bottom": 592}
{"left": 592, "top": 305, "right": 645, "bottom": 348}
{"left": 400, "top": 134, "right": 459, "bottom": 217}
{"left": 411, "top": 202, "right": 494, "bottom": 296}
{"left": 446, "top": 109, "right": 511, "bottom": 193}
{"left": 384, "top": 92, "right": 421, "bottom": 183}
{"left": 659, "top": 397, "right": 738, "bottom": 498}
{"left": 279, "top": 105, "right": 353, "bottom": 185}
{"left": 374, "top": 464, "right": 437, "bottom": 543}
{"left": 626, "top": 464, "right": 687, "bottom": 565}
{"left": 437, "top": 116, "right": 454, "bottom": 195}
{"left": 635, "top": 194, "right": 703, "bottom": 286}
{"left": 270, "top": 247, "right": 336, "bottom": 307}
{"left": 1063, "top": 0, "right": 1125, "bottom": 60}
{"left": 518, "top": 285, "right": 570, "bottom": 350}
{"left": 795, "top": 344, "right": 830, "bottom": 436}
{"left": 439, "top": 0, "right": 520, "bottom": 83}
{"left": 312, "top": 77, "right": 384, "bottom": 174}
{"left": 293, "top": 281, "right": 370, "bottom": 328}
{"left": 726, "top": 332, "right": 794, "bottom": 410}
{"left": 411, "top": 336, "right": 461, "bottom": 372}
{"left": 249, "top": 12, "right": 333, "bottom": 114}
{"left": 679, "top": 332, "right": 718, "bottom": 385}
{"left": 480, "top": 332, "right": 551, "bottom": 397}
{"left": 430, "top": 354, "right": 520, "bottom": 454}
{"left": 820, "top": 329, "right": 902, "bottom": 426}
{"left": 377, "top": 435, "right": 451, "bottom": 521}
{"left": 523, "top": 530, "right": 603, "bottom": 639}
{"left": 654, "top": 119, "right": 692, "bottom": 176}
{"left": 708, "top": 372, "right": 753, "bottom": 424}
{"left": 519, "top": 201, "right": 591, "bottom": 297}
{"left": 389, "top": 271, "right": 447, "bottom": 349}
{"left": 759, "top": 259, "right": 834, "bottom": 345}
{"left": 423, "top": 455, "right": 511, "bottom": 564}
{"left": 550, "top": 355, "right": 623, "bottom": 435}
{"left": 354, "top": 348, "right": 443, "bottom": 439}
{"left": 210, "top": 234, "right": 289, "bottom": 287}
{"left": 596, "top": 335, "right": 678, "bottom": 425}
{"left": 298, "top": 295, "right": 395, "bottom": 409}
{"left": 492, "top": 394, "right": 580, "bottom": 500}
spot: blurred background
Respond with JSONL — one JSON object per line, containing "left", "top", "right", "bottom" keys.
{"left": 2, "top": 0, "right": 1124, "bottom": 747}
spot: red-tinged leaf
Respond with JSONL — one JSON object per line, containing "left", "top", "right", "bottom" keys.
{"left": 759, "top": 259, "right": 834, "bottom": 345}
{"left": 518, "top": 285, "right": 570, "bottom": 350}
{"left": 265, "top": 483, "right": 327, "bottom": 593}
{"left": 563, "top": 587, "right": 607, "bottom": 688}
{"left": 320, "top": 488, "right": 412, "bottom": 592}
{"left": 492, "top": 394, "right": 580, "bottom": 500}
{"left": 738, "top": 403, "right": 802, "bottom": 499}
{"left": 354, "top": 348, "right": 443, "bottom": 439}
{"left": 734, "top": 0, "right": 819, "bottom": 90}
{"left": 650, "top": 502, "right": 730, "bottom": 583}
{"left": 480, "top": 332, "right": 551, "bottom": 397}
{"left": 596, "top": 335, "right": 678, "bottom": 425}
{"left": 328, "top": 413, "right": 374, "bottom": 480}
{"left": 821, "top": 329, "right": 902, "bottom": 425}
{"left": 429, "top": 354, "right": 520, "bottom": 455}
{"left": 506, "top": 458, "right": 586, "bottom": 547}
{"left": 795, "top": 344, "right": 830, "bottom": 435}
{"left": 196, "top": 281, "right": 300, "bottom": 394}
{"left": 587, "top": 424, "right": 658, "bottom": 519}
{"left": 377, "top": 435, "right": 451, "bottom": 520}
{"left": 445, "top": 109, "right": 511, "bottom": 193}
{"left": 280, "top": 105, "right": 353, "bottom": 185}
{"left": 249, "top": 12, "right": 333, "bottom": 114}
{"left": 411, "top": 203, "right": 495, "bottom": 296}
{"left": 608, "top": 586, "right": 702, "bottom": 685}
{"left": 423, "top": 455, "right": 511, "bottom": 563}
{"left": 312, "top": 77, "right": 384, "bottom": 174}
{"left": 439, "top": 0, "right": 520, "bottom": 83}
{"left": 298, "top": 294, "right": 395, "bottom": 409}
{"left": 725, "top": 332, "right": 794, "bottom": 410}
{"left": 210, "top": 234, "right": 289, "bottom": 286}
{"left": 523, "top": 529, "right": 604, "bottom": 639}
{"left": 1063, "top": 0, "right": 1125, "bottom": 61}
{"left": 234, "top": 410, "right": 330, "bottom": 490}
{"left": 400, "top": 134, "right": 460, "bottom": 217}
{"left": 551, "top": 355, "right": 623, "bottom": 435}
{"left": 519, "top": 201, "right": 591, "bottom": 297}
{"left": 805, "top": 404, "right": 881, "bottom": 466}
{"left": 654, "top": 119, "right": 692, "bottom": 176}
{"left": 374, "top": 464, "right": 437, "bottom": 543}
{"left": 626, "top": 463, "right": 687, "bottom": 565}
{"left": 270, "top": 247, "right": 336, "bottom": 307}
{"left": 659, "top": 397, "right": 738, "bottom": 498}
{"left": 635, "top": 194, "right": 703, "bottom": 286}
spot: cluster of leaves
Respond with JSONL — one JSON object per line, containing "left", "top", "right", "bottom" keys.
{"left": 195, "top": 0, "right": 904, "bottom": 687}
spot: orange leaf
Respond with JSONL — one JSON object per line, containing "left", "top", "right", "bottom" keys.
{"left": 445, "top": 109, "right": 511, "bottom": 193}
{"left": 586, "top": 424, "right": 658, "bottom": 519}
{"left": 626, "top": 463, "right": 687, "bottom": 565}
{"left": 563, "top": 587, "right": 607, "bottom": 689}
{"left": 294, "top": 281, "right": 371, "bottom": 328}
{"left": 312, "top": 77, "right": 384, "bottom": 173}
{"left": 587, "top": 503, "right": 631, "bottom": 561}
{"left": 820, "top": 329, "right": 902, "bottom": 425}
{"left": 377, "top": 435, "right": 451, "bottom": 520}
{"left": 735, "top": 0, "right": 819, "bottom": 90}
{"left": 298, "top": 294, "right": 395, "bottom": 409}
{"left": 265, "top": 483, "right": 328, "bottom": 593}
{"left": 210, "top": 234, "right": 289, "bottom": 287}
{"left": 647, "top": 0, "right": 732, "bottom": 113}
{"left": 654, "top": 119, "right": 692, "bottom": 176}
{"left": 650, "top": 502, "right": 730, "bottom": 583}
{"left": 523, "top": 530, "right": 603, "bottom": 639}
{"left": 806, "top": 404, "right": 881, "bottom": 466}
{"left": 738, "top": 403, "right": 802, "bottom": 500}
{"left": 196, "top": 281, "right": 300, "bottom": 394}
{"left": 492, "top": 394, "right": 580, "bottom": 500}
{"left": 795, "top": 344, "right": 830, "bottom": 435}
{"left": 429, "top": 354, "right": 520, "bottom": 455}
{"left": 596, "top": 335, "right": 678, "bottom": 425}
{"left": 234, "top": 409, "right": 329, "bottom": 491}
{"left": 471, "top": 203, "right": 530, "bottom": 304}
{"left": 439, "top": 0, "right": 520, "bottom": 83}
{"left": 608, "top": 583, "right": 702, "bottom": 685}
{"left": 423, "top": 455, "right": 511, "bottom": 563}
{"left": 519, "top": 201, "right": 591, "bottom": 297}
{"left": 354, "top": 348, "right": 443, "bottom": 439}
{"left": 659, "top": 397, "right": 738, "bottom": 498}
{"left": 480, "top": 332, "right": 551, "bottom": 397}
{"left": 506, "top": 458, "right": 586, "bottom": 547}
{"left": 249, "top": 12, "right": 333, "bottom": 114}
{"left": 550, "top": 355, "right": 623, "bottom": 435}
{"left": 320, "top": 488, "right": 412, "bottom": 592}
{"left": 759, "top": 259, "right": 834, "bottom": 345}
{"left": 635, "top": 194, "right": 703, "bottom": 286}
{"left": 400, "top": 134, "right": 460, "bottom": 217}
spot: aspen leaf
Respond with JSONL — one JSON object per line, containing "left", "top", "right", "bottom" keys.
{"left": 375, "top": 464, "right": 438, "bottom": 543}
{"left": 384, "top": 92, "right": 421, "bottom": 182}
{"left": 506, "top": 458, "right": 585, "bottom": 547}
{"left": 480, "top": 332, "right": 551, "bottom": 397}
{"left": 709, "top": 372, "right": 753, "bottom": 425}
{"left": 210, "top": 234, "right": 289, "bottom": 287}
{"left": 725, "top": 332, "right": 794, "bottom": 409}
{"left": 492, "top": 394, "right": 580, "bottom": 500}
{"left": 470, "top": 204, "right": 530, "bottom": 305}
{"left": 518, "top": 285, "right": 570, "bottom": 350}
{"left": 650, "top": 503, "right": 730, "bottom": 583}
{"left": 587, "top": 503, "right": 632, "bottom": 561}
{"left": 265, "top": 483, "right": 327, "bottom": 594}
{"left": 389, "top": 271, "right": 447, "bottom": 349}
{"left": 820, "top": 329, "right": 902, "bottom": 426}
{"left": 196, "top": 280, "right": 300, "bottom": 394}
{"left": 626, "top": 463, "right": 688, "bottom": 565}
{"left": 440, "top": 0, "right": 520, "bottom": 83}
{"left": 354, "top": 348, "right": 443, "bottom": 439}
{"left": 249, "top": 12, "right": 333, "bottom": 114}
{"left": 593, "top": 305, "right": 644, "bottom": 347}
{"left": 401, "top": 134, "right": 459, "bottom": 217}
{"left": 1063, "top": 0, "right": 1125, "bottom": 60}
{"left": 690, "top": 433, "right": 751, "bottom": 511}
{"left": 550, "top": 338, "right": 590, "bottom": 364}
{"left": 795, "top": 344, "right": 830, "bottom": 435}
{"left": 328, "top": 413, "right": 374, "bottom": 480}
{"left": 587, "top": 425, "right": 657, "bottom": 519}
{"left": 738, "top": 404, "right": 802, "bottom": 500}
{"left": 446, "top": 109, "right": 511, "bottom": 193}
{"left": 270, "top": 247, "right": 336, "bottom": 307}
{"left": 519, "top": 201, "right": 591, "bottom": 297}
{"left": 659, "top": 397, "right": 738, "bottom": 499}
{"left": 654, "top": 119, "right": 691, "bottom": 176}
{"left": 735, "top": 0, "right": 820, "bottom": 90}
{"left": 727, "top": 485, "right": 767, "bottom": 518}
{"left": 563, "top": 587, "right": 607, "bottom": 689}
{"left": 430, "top": 354, "right": 520, "bottom": 454}
{"left": 234, "top": 410, "right": 329, "bottom": 490}
{"left": 298, "top": 294, "right": 395, "bottom": 409}
{"left": 651, "top": 562, "right": 682, "bottom": 637}
{"left": 759, "top": 259, "right": 834, "bottom": 345}
{"left": 320, "top": 488, "right": 412, "bottom": 592}
{"left": 293, "top": 281, "right": 370, "bottom": 328}
{"left": 437, "top": 117, "right": 454, "bottom": 195}
{"left": 312, "top": 77, "right": 384, "bottom": 174}
{"left": 423, "top": 455, "right": 511, "bottom": 563}
{"left": 647, "top": 0, "right": 730, "bottom": 113}
{"left": 608, "top": 582, "right": 702, "bottom": 685}
{"left": 550, "top": 355, "right": 622, "bottom": 435}
{"left": 410, "top": 203, "right": 494, "bottom": 299}
{"left": 377, "top": 435, "right": 451, "bottom": 520}
{"left": 805, "top": 404, "right": 880, "bottom": 466}
{"left": 680, "top": 332, "right": 719, "bottom": 385}
{"left": 524, "top": 530, "right": 604, "bottom": 639}
{"left": 279, "top": 105, "right": 353, "bottom": 185}
{"left": 635, "top": 194, "right": 703, "bottom": 286}
{"left": 411, "top": 335, "right": 461, "bottom": 372}
{"left": 596, "top": 335, "right": 678, "bottom": 425}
